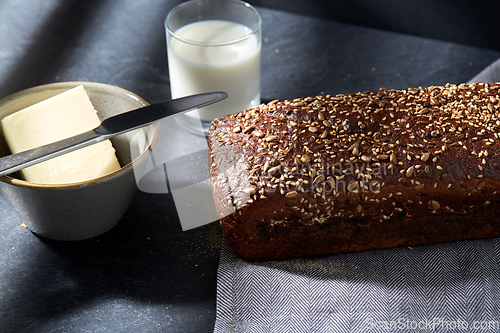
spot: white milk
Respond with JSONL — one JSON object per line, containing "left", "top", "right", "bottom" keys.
{"left": 167, "top": 20, "right": 261, "bottom": 121}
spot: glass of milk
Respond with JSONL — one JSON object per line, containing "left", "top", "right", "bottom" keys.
{"left": 165, "top": 0, "right": 261, "bottom": 135}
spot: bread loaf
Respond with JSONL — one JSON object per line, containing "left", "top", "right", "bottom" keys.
{"left": 207, "top": 82, "right": 500, "bottom": 261}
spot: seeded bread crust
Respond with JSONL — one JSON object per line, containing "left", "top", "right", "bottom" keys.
{"left": 208, "top": 82, "right": 500, "bottom": 261}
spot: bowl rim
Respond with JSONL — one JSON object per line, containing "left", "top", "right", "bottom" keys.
{"left": 0, "top": 81, "right": 159, "bottom": 189}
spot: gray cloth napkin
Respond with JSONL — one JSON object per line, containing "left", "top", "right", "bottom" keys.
{"left": 214, "top": 67, "right": 500, "bottom": 333}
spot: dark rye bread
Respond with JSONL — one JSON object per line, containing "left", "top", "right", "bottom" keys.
{"left": 207, "top": 82, "right": 500, "bottom": 261}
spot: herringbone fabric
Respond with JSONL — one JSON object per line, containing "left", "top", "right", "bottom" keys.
{"left": 215, "top": 237, "right": 500, "bottom": 332}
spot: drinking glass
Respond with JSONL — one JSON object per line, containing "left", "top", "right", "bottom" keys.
{"left": 165, "top": 0, "right": 261, "bottom": 134}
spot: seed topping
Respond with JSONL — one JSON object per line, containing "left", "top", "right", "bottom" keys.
{"left": 209, "top": 82, "right": 500, "bottom": 227}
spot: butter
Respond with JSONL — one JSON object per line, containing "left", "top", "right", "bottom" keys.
{"left": 1, "top": 85, "right": 121, "bottom": 184}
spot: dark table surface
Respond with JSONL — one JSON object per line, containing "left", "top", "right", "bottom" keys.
{"left": 1, "top": 1, "right": 500, "bottom": 332}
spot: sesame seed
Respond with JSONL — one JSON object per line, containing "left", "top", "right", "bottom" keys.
{"left": 390, "top": 153, "right": 397, "bottom": 164}
{"left": 430, "top": 200, "right": 440, "bottom": 210}
{"left": 253, "top": 130, "right": 264, "bottom": 138}
{"left": 265, "top": 135, "right": 279, "bottom": 142}
{"left": 361, "top": 155, "right": 371, "bottom": 163}
{"left": 347, "top": 182, "right": 359, "bottom": 193}
{"left": 326, "top": 176, "right": 335, "bottom": 188}
{"left": 301, "top": 155, "right": 311, "bottom": 163}
{"left": 243, "top": 187, "right": 256, "bottom": 196}
{"left": 406, "top": 166, "right": 415, "bottom": 178}
{"left": 243, "top": 126, "right": 254, "bottom": 134}
{"left": 421, "top": 152, "right": 431, "bottom": 162}
{"left": 413, "top": 184, "right": 425, "bottom": 191}
{"left": 268, "top": 166, "right": 280, "bottom": 175}
{"left": 313, "top": 175, "right": 325, "bottom": 184}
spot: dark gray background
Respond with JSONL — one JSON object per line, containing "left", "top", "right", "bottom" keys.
{"left": 1, "top": 1, "right": 500, "bottom": 332}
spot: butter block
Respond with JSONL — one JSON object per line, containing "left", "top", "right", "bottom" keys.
{"left": 1, "top": 85, "right": 121, "bottom": 184}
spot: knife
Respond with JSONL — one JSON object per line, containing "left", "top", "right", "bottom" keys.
{"left": 0, "top": 91, "right": 227, "bottom": 178}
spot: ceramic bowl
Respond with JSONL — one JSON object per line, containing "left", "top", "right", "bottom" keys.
{"left": 0, "top": 82, "right": 158, "bottom": 240}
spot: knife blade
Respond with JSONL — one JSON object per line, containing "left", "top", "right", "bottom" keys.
{"left": 0, "top": 91, "right": 227, "bottom": 178}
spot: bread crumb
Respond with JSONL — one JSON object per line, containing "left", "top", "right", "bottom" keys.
{"left": 20, "top": 223, "right": 27, "bottom": 228}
